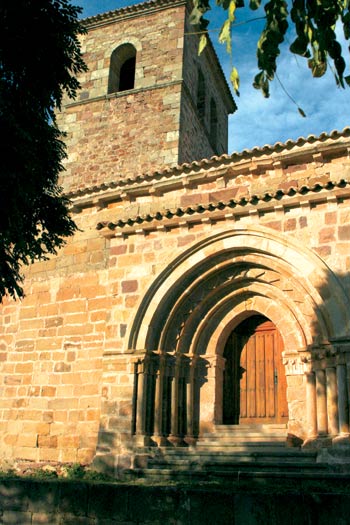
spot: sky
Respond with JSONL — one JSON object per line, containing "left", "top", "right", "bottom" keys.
{"left": 74, "top": 0, "right": 350, "bottom": 154}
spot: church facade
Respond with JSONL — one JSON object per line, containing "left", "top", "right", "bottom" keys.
{"left": 1, "top": 0, "right": 350, "bottom": 475}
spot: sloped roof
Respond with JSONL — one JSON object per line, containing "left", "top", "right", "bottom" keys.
{"left": 68, "top": 127, "right": 350, "bottom": 200}
{"left": 83, "top": 0, "right": 187, "bottom": 28}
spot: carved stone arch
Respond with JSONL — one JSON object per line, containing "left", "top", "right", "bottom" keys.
{"left": 106, "top": 36, "right": 142, "bottom": 56}
{"left": 107, "top": 41, "right": 141, "bottom": 94}
{"left": 127, "top": 226, "right": 350, "bottom": 353}
{"left": 192, "top": 286, "right": 310, "bottom": 358}
{"left": 128, "top": 226, "right": 350, "bottom": 444}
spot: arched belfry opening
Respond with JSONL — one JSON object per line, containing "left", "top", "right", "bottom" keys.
{"left": 108, "top": 43, "right": 136, "bottom": 94}
{"left": 222, "top": 314, "right": 288, "bottom": 425}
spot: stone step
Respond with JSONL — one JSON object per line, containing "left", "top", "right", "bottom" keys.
{"left": 157, "top": 445, "right": 307, "bottom": 456}
{"left": 147, "top": 461, "right": 324, "bottom": 472}
{"left": 213, "top": 423, "right": 287, "bottom": 430}
{"left": 152, "top": 450, "right": 316, "bottom": 461}
{"left": 202, "top": 423, "right": 287, "bottom": 438}
{"left": 149, "top": 451, "right": 317, "bottom": 467}
{"left": 148, "top": 455, "right": 319, "bottom": 470}
{"left": 197, "top": 436, "right": 287, "bottom": 444}
{"left": 131, "top": 462, "right": 331, "bottom": 481}
{"left": 203, "top": 426, "right": 287, "bottom": 438}
{"left": 196, "top": 438, "right": 286, "bottom": 449}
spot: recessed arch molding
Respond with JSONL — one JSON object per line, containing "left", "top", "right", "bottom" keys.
{"left": 127, "top": 226, "right": 350, "bottom": 446}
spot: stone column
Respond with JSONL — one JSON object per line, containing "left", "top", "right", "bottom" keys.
{"left": 131, "top": 359, "right": 139, "bottom": 435}
{"left": 337, "top": 362, "right": 349, "bottom": 434}
{"left": 154, "top": 353, "right": 167, "bottom": 445}
{"left": 315, "top": 369, "right": 328, "bottom": 435}
{"left": 305, "top": 371, "right": 317, "bottom": 438}
{"left": 169, "top": 355, "right": 182, "bottom": 445}
{"left": 186, "top": 356, "right": 195, "bottom": 445}
{"left": 134, "top": 354, "right": 151, "bottom": 446}
{"left": 212, "top": 355, "right": 226, "bottom": 425}
{"left": 326, "top": 365, "right": 339, "bottom": 436}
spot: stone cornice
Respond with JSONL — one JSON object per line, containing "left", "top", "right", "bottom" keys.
{"left": 95, "top": 180, "right": 350, "bottom": 237}
{"left": 62, "top": 80, "right": 183, "bottom": 109}
{"left": 66, "top": 127, "right": 350, "bottom": 238}
{"left": 68, "top": 127, "right": 350, "bottom": 202}
{"left": 82, "top": 0, "right": 188, "bottom": 29}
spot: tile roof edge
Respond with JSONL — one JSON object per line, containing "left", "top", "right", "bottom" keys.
{"left": 67, "top": 126, "right": 350, "bottom": 200}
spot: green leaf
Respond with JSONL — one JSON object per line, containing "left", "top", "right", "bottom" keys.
{"left": 198, "top": 33, "right": 208, "bottom": 55}
{"left": 249, "top": 0, "right": 261, "bottom": 10}
{"left": 228, "top": 0, "right": 237, "bottom": 22}
{"left": 342, "top": 12, "right": 350, "bottom": 39}
{"left": 219, "top": 19, "right": 232, "bottom": 53}
{"left": 230, "top": 67, "right": 240, "bottom": 95}
{"left": 253, "top": 71, "right": 269, "bottom": 97}
{"left": 189, "top": 6, "right": 203, "bottom": 25}
{"left": 290, "top": 36, "right": 309, "bottom": 56}
{"left": 308, "top": 58, "right": 327, "bottom": 78}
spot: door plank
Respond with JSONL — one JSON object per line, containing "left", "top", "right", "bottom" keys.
{"left": 246, "top": 337, "right": 256, "bottom": 418}
{"left": 223, "top": 316, "right": 288, "bottom": 425}
{"left": 265, "top": 331, "right": 275, "bottom": 418}
{"left": 240, "top": 341, "right": 247, "bottom": 419}
{"left": 256, "top": 332, "right": 266, "bottom": 418}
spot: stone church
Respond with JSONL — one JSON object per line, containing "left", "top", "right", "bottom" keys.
{"left": 1, "top": 0, "right": 350, "bottom": 477}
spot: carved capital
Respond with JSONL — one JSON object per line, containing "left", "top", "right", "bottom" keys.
{"left": 282, "top": 352, "right": 309, "bottom": 375}
{"left": 311, "top": 344, "right": 337, "bottom": 367}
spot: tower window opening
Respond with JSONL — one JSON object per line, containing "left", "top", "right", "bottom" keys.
{"left": 108, "top": 43, "right": 136, "bottom": 94}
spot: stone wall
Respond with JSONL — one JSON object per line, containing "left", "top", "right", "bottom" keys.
{"left": 0, "top": 476, "right": 350, "bottom": 524}
{"left": 180, "top": 15, "right": 233, "bottom": 158}
{"left": 57, "top": 1, "right": 186, "bottom": 193}
{"left": 1, "top": 130, "right": 350, "bottom": 467}
{"left": 57, "top": 0, "right": 234, "bottom": 194}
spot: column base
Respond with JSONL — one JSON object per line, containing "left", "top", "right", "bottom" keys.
{"left": 153, "top": 435, "right": 170, "bottom": 447}
{"left": 302, "top": 435, "right": 333, "bottom": 449}
{"left": 133, "top": 434, "right": 155, "bottom": 447}
{"left": 184, "top": 436, "right": 197, "bottom": 447}
{"left": 332, "top": 433, "right": 350, "bottom": 448}
{"left": 168, "top": 435, "right": 187, "bottom": 447}
{"left": 286, "top": 433, "right": 303, "bottom": 447}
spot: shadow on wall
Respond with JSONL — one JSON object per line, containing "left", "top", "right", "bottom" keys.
{"left": 306, "top": 269, "right": 350, "bottom": 446}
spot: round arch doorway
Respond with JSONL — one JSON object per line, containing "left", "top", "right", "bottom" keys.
{"left": 223, "top": 315, "right": 288, "bottom": 425}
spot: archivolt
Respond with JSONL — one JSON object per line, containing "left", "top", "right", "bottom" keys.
{"left": 127, "top": 226, "right": 350, "bottom": 354}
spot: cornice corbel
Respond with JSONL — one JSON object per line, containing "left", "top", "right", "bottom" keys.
{"left": 95, "top": 178, "right": 350, "bottom": 237}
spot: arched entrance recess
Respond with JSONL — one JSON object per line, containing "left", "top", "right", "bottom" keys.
{"left": 223, "top": 315, "right": 288, "bottom": 425}
{"left": 128, "top": 227, "right": 350, "bottom": 445}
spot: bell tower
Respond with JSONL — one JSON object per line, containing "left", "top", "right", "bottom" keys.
{"left": 57, "top": 0, "right": 236, "bottom": 194}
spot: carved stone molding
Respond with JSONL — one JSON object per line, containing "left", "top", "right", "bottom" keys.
{"left": 282, "top": 351, "right": 313, "bottom": 375}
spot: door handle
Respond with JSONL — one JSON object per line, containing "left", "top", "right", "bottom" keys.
{"left": 274, "top": 368, "right": 278, "bottom": 385}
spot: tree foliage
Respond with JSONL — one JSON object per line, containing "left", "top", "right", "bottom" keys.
{"left": 191, "top": 0, "right": 350, "bottom": 97}
{"left": 0, "top": 1, "right": 87, "bottom": 300}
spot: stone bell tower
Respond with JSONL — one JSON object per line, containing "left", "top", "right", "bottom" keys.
{"left": 56, "top": 0, "right": 235, "bottom": 194}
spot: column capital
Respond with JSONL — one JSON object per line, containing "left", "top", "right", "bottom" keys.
{"left": 205, "top": 354, "right": 226, "bottom": 368}
{"left": 283, "top": 351, "right": 310, "bottom": 375}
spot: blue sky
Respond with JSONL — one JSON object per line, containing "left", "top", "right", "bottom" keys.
{"left": 74, "top": 0, "right": 350, "bottom": 153}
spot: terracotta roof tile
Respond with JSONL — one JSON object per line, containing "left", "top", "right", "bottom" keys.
{"left": 68, "top": 127, "right": 350, "bottom": 200}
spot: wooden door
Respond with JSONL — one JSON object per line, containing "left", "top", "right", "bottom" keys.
{"left": 223, "top": 316, "right": 288, "bottom": 424}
